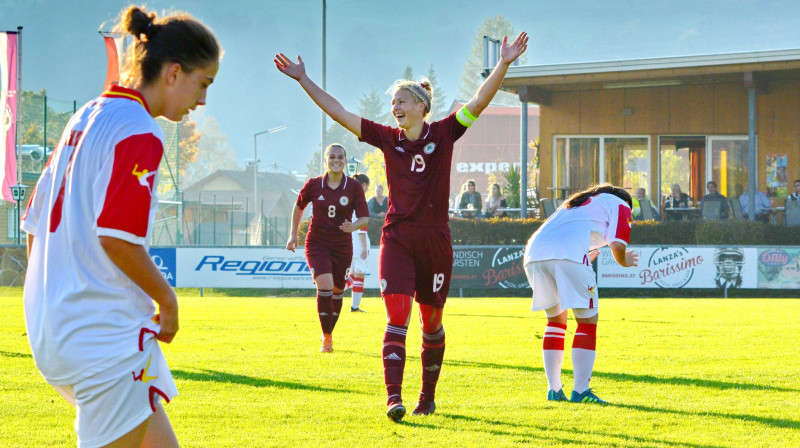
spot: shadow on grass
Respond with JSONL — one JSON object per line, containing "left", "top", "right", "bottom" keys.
{"left": 446, "top": 358, "right": 797, "bottom": 392}
{"left": 609, "top": 402, "right": 800, "bottom": 430}
{"left": 440, "top": 412, "right": 728, "bottom": 448}
{"left": 0, "top": 350, "right": 31, "bottom": 359}
{"left": 172, "top": 368, "right": 365, "bottom": 394}
{"left": 448, "top": 313, "right": 529, "bottom": 320}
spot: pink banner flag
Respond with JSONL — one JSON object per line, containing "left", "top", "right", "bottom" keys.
{"left": 0, "top": 31, "right": 18, "bottom": 203}
{"left": 103, "top": 35, "right": 122, "bottom": 91}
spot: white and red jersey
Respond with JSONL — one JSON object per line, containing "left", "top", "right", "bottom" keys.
{"left": 296, "top": 174, "right": 369, "bottom": 248}
{"left": 21, "top": 85, "right": 165, "bottom": 385}
{"left": 351, "top": 209, "right": 369, "bottom": 252}
{"left": 524, "top": 193, "right": 632, "bottom": 265}
{"left": 359, "top": 114, "right": 468, "bottom": 228}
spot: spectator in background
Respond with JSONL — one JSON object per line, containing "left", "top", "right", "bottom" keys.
{"left": 485, "top": 183, "right": 508, "bottom": 218}
{"left": 368, "top": 184, "right": 388, "bottom": 218}
{"left": 700, "top": 181, "right": 729, "bottom": 219}
{"left": 664, "top": 183, "right": 690, "bottom": 209}
{"left": 739, "top": 186, "right": 771, "bottom": 223}
{"left": 631, "top": 187, "right": 658, "bottom": 220}
{"left": 787, "top": 179, "right": 800, "bottom": 201}
{"left": 459, "top": 180, "right": 482, "bottom": 218}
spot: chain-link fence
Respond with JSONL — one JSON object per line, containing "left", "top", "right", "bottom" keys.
{"left": 11, "top": 95, "right": 291, "bottom": 247}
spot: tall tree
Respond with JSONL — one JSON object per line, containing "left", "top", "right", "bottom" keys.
{"left": 426, "top": 64, "right": 448, "bottom": 121}
{"left": 181, "top": 116, "right": 238, "bottom": 189}
{"left": 402, "top": 66, "right": 414, "bottom": 82}
{"left": 457, "top": 15, "right": 523, "bottom": 105}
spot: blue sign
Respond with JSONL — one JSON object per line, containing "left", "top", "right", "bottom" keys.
{"left": 150, "top": 247, "right": 177, "bottom": 287}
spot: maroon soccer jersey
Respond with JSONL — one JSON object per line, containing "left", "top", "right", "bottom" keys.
{"left": 360, "top": 114, "right": 468, "bottom": 227}
{"left": 296, "top": 174, "right": 369, "bottom": 246}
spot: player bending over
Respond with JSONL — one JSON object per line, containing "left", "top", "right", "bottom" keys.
{"left": 523, "top": 184, "right": 639, "bottom": 404}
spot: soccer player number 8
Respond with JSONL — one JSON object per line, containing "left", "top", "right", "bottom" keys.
{"left": 328, "top": 205, "right": 336, "bottom": 218}
{"left": 411, "top": 154, "right": 425, "bottom": 173}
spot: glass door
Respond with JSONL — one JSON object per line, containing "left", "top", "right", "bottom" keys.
{"left": 659, "top": 136, "right": 705, "bottom": 207}
{"left": 707, "top": 136, "right": 750, "bottom": 199}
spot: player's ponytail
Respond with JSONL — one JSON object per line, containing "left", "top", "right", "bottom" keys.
{"left": 566, "top": 184, "right": 632, "bottom": 209}
{"left": 115, "top": 5, "right": 220, "bottom": 86}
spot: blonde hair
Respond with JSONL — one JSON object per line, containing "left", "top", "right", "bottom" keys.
{"left": 387, "top": 77, "right": 433, "bottom": 119}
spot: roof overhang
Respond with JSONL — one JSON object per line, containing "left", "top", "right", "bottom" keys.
{"left": 500, "top": 49, "right": 800, "bottom": 105}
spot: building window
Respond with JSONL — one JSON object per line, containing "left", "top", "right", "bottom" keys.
{"left": 554, "top": 135, "right": 650, "bottom": 198}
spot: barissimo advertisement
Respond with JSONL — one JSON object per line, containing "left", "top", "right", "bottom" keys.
{"left": 597, "top": 246, "right": 757, "bottom": 289}
{"left": 451, "top": 246, "right": 529, "bottom": 289}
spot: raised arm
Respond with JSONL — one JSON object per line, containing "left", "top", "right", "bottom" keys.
{"left": 274, "top": 53, "right": 363, "bottom": 138}
{"left": 463, "top": 32, "right": 528, "bottom": 118}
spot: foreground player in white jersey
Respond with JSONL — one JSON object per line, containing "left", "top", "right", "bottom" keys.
{"left": 21, "top": 6, "right": 219, "bottom": 447}
{"left": 523, "top": 184, "right": 639, "bottom": 404}
{"left": 347, "top": 173, "right": 371, "bottom": 313}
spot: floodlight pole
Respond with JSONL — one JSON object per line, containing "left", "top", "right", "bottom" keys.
{"left": 253, "top": 125, "right": 288, "bottom": 219}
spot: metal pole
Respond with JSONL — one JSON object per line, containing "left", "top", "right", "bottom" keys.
{"left": 213, "top": 194, "right": 217, "bottom": 246}
{"left": 15, "top": 27, "right": 22, "bottom": 244}
{"left": 43, "top": 95, "right": 47, "bottom": 162}
{"left": 320, "top": 0, "right": 327, "bottom": 174}
{"left": 748, "top": 85, "right": 756, "bottom": 221}
{"left": 253, "top": 133, "right": 258, "bottom": 224}
{"left": 15, "top": 27, "right": 22, "bottom": 193}
{"left": 520, "top": 101, "right": 528, "bottom": 218}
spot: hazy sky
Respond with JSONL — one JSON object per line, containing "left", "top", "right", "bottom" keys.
{"left": 4, "top": 0, "right": 800, "bottom": 175}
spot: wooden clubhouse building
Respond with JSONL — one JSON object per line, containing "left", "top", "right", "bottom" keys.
{"left": 498, "top": 49, "right": 800, "bottom": 217}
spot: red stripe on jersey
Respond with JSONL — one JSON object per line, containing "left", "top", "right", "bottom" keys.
{"left": 102, "top": 84, "right": 150, "bottom": 113}
{"left": 97, "top": 133, "right": 163, "bottom": 238}
{"left": 615, "top": 204, "right": 632, "bottom": 243}
{"left": 22, "top": 184, "right": 38, "bottom": 221}
{"left": 49, "top": 148, "right": 80, "bottom": 233}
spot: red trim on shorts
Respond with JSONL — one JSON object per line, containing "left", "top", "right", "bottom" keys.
{"left": 139, "top": 328, "right": 158, "bottom": 351}
{"left": 149, "top": 386, "right": 170, "bottom": 412}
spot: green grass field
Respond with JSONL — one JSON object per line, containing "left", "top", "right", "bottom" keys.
{"left": 1, "top": 288, "right": 798, "bottom": 447}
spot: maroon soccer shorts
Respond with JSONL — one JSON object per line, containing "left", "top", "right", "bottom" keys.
{"left": 379, "top": 223, "right": 453, "bottom": 308}
{"left": 305, "top": 241, "right": 352, "bottom": 290}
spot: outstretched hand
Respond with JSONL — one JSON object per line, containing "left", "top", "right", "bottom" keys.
{"left": 500, "top": 32, "right": 529, "bottom": 64}
{"left": 274, "top": 53, "right": 306, "bottom": 81}
{"left": 625, "top": 250, "right": 640, "bottom": 267}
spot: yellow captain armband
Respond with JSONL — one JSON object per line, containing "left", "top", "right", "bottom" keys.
{"left": 456, "top": 105, "right": 478, "bottom": 128}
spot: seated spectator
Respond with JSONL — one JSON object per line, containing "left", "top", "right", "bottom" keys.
{"left": 368, "top": 184, "right": 388, "bottom": 218}
{"left": 787, "top": 179, "right": 800, "bottom": 202}
{"left": 739, "top": 186, "right": 771, "bottom": 223}
{"left": 700, "top": 181, "right": 729, "bottom": 219}
{"left": 458, "top": 180, "right": 482, "bottom": 218}
{"left": 485, "top": 183, "right": 508, "bottom": 218}
{"left": 631, "top": 187, "right": 658, "bottom": 220}
{"left": 664, "top": 183, "right": 690, "bottom": 209}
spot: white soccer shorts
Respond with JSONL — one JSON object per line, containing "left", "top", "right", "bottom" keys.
{"left": 52, "top": 337, "right": 177, "bottom": 448}
{"left": 525, "top": 259, "right": 599, "bottom": 317}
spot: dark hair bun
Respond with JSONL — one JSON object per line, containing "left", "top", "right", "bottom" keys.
{"left": 125, "top": 7, "right": 156, "bottom": 37}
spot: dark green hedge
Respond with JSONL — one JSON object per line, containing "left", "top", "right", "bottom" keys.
{"left": 298, "top": 217, "right": 800, "bottom": 246}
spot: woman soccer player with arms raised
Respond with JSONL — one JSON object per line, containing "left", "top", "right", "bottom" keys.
{"left": 22, "top": 5, "right": 220, "bottom": 446}
{"left": 275, "top": 31, "right": 527, "bottom": 422}
{"left": 287, "top": 144, "right": 369, "bottom": 353}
